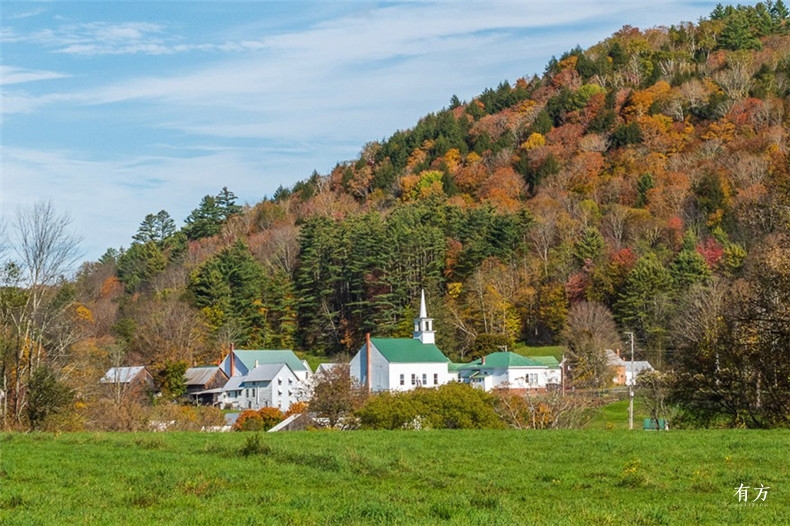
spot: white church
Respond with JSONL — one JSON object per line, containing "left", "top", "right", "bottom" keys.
{"left": 349, "top": 290, "right": 453, "bottom": 392}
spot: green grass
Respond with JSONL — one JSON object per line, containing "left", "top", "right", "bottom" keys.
{"left": 513, "top": 344, "right": 565, "bottom": 360}
{"left": 1, "top": 430, "right": 788, "bottom": 525}
{"left": 586, "top": 398, "right": 651, "bottom": 430}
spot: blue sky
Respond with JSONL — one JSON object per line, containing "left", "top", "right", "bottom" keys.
{"left": 1, "top": 1, "right": 730, "bottom": 263}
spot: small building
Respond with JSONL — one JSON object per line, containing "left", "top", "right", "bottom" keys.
{"left": 100, "top": 366, "right": 154, "bottom": 388}
{"left": 606, "top": 350, "right": 654, "bottom": 386}
{"left": 184, "top": 366, "right": 228, "bottom": 406}
{"left": 315, "top": 363, "right": 344, "bottom": 376}
{"left": 100, "top": 366, "right": 154, "bottom": 403}
{"left": 350, "top": 290, "right": 453, "bottom": 392}
{"left": 458, "top": 352, "right": 562, "bottom": 392}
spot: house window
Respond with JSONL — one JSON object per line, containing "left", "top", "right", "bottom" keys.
{"left": 422, "top": 373, "right": 427, "bottom": 385}
{"left": 433, "top": 373, "right": 438, "bottom": 385}
{"left": 528, "top": 373, "right": 538, "bottom": 385}
{"left": 411, "top": 374, "right": 416, "bottom": 385}
{"left": 278, "top": 378, "right": 282, "bottom": 385}
{"left": 399, "top": 374, "right": 405, "bottom": 386}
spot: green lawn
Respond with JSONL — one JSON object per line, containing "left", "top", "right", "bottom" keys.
{"left": 513, "top": 344, "right": 565, "bottom": 360}
{"left": 586, "top": 398, "right": 650, "bottom": 430}
{"left": 1, "top": 430, "right": 787, "bottom": 525}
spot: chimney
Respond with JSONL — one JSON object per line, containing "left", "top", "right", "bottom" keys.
{"left": 254, "top": 360, "right": 259, "bottom": 368}
{"left": 366, "top": 333, "right": 372, "bottom": 393}
{"left": 481, "top": 356, "right": 486, "bottom": 365}
{"left": 229, "top": 343, "right": 235, "bottom": 377}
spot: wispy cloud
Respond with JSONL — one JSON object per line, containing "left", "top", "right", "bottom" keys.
{"left": 1, "top": 145, "right": 303, "bottom": 257}
{"left": 5, "top": 8, "right": 46, "bottom": 21}
{"left": 0, "top": 66, "right": 70, "bottom": 85}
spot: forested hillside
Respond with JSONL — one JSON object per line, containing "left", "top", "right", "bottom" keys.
{"left": 4, "top": 2, "right": 790, "bottom": 429}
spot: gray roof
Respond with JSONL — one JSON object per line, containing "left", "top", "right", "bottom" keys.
{"left": 184, "top": 366, "right": 224, "bottom": 386}
{"left": 223, "top": 376, "right": 244, "bottom": 392}
{"left": 316, "top": 363, "right": 343, "bottom": 374}
{"left": 100, "top": 366, "right": 147, "bottom": 384}
{"left": 606, "top": 350, "right": 626, "bottom": 367}
{"left": 243, "top": 363, "right": 287, "bottom": 383}
{"left": 626, "top": 361, "right": 654, "bottom": 374}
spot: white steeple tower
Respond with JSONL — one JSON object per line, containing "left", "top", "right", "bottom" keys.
{"left": 413, "top": 289, "right": 435, "bottom": 344}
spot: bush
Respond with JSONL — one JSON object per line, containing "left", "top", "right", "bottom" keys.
{"left": 356, "top": 383, "right": 504, "bottom": 430}
{"left": 233, "top": 407, "right": 285, "bottom": 431}
{"left": 239, "top": 434, "right": 272, "bottom": 456}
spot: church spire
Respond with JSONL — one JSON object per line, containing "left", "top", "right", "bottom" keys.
{"left": 413, "top": 289, "right": 435, "bottom": 344}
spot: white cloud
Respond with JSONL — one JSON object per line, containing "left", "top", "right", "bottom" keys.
{"left": 0, "top": 145, "right": 329, "bottom": 260}
{"left": 0, "top": 66, "right": 70, "bottom": 85}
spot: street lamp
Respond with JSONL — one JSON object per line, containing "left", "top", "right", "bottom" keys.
{"left": 625, "top": 331, "right": 635, "bottom": 430}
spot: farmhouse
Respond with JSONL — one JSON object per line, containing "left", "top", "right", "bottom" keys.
{"left": 350, "top": 290, "right": 453, "bottom": 392}
{"left": 458, "top": 352, "right": 562, "bottom": 392}
{"left": 220, "top": 349, "right": 311, "bottom": 412}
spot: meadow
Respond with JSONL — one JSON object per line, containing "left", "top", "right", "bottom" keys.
{"left": 1, "top": 429, "right": 788, "bottom": 525}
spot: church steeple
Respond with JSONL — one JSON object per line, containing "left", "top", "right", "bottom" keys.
{"left": 413, "top": 289, "right": 435, "bottom": 344}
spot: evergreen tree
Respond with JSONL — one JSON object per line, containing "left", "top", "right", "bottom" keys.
{"left": 183, "top": 187, "right": 243, "bottom": 241}
{"left": 189, "top": 241, "right": 268, "bottom": 346}
{"left": 719, "top": 11, "right": 763, "bottom": 50}
{"left": 116, "top": 241, "right": 167, "bottom": 292}
{"left": 574, "top": 227, "right": 605, "bottom": 265}
{"left": 132, "top": 210, "right": 176, "bottom": 245}
{"left": 615, "top": 253, "right": 674, "bottom": 361}
{"left": 670, "top": 249, "right": 711, "bottom": 289}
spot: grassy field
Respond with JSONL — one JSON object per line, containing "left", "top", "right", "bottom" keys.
{"left": 513, "top": 344, "right": 565, "bottom": 360}
{"left": 1, "top": 429, "right": 787, "bottom": 525}
{"left": 586, "top": 398, "right": 650, "bottom": 430}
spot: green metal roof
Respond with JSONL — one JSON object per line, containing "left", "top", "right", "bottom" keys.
{"left": 462, "top": 351, "right": 550, "bottom": 369}
{"left": 526, "top": 355, "right": 561, "bottom": 367}
{"left": 370, "top": 338, "right": 450, "bottom": 364}
{"left": 233, "top": 350, "right": 308, "bottom": 372}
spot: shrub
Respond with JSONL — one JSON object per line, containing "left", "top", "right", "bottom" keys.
{"left": 356, "top": 383, "right": 504, "bottom": 430}
{"left": 239, "top": 434, "right": 272, "bottom": 456}
{"left": 233, "top": 408, "right": 284, "bottom": 431}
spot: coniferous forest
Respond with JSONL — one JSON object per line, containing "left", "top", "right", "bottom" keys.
{"left": 3, "top": 2, "right": 790, "bottom": 430}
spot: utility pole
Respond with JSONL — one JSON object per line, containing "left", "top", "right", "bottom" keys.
{"left": 625, "top": 332, "right": 634, "bottom": 430}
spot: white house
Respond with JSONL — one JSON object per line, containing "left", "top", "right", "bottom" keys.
{"left": 220, "top": 349, "right": 311, "bottom": 412}
{"left": 350, "top": 290, "right": 452, "bottom": 392}
{"left": 458, "top": 352, "right": 562, "bottom": 392}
